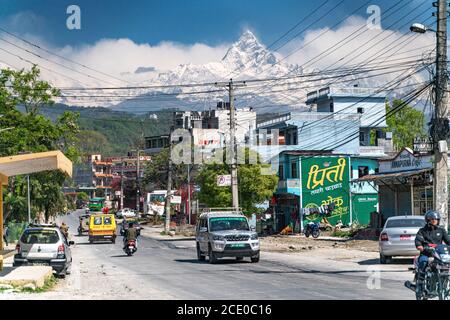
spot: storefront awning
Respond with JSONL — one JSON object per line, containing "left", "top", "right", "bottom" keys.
{"left": 352, "top": 168, "right": 432, "bottom": 183}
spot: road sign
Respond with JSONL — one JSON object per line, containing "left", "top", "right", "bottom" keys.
{"left": 217, "top": 175, "right": 231, "bottom": 187}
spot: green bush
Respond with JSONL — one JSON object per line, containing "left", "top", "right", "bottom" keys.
{"left": 6, "top": 222, "right": 29, "bottom": 243}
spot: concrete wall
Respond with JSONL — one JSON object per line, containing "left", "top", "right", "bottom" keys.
{"left": 317, "top": 97, "right": 387, "bottom": 128}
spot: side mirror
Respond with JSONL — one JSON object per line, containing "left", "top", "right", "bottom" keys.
{"left": 200, "top": 227, "right": 207, "bottom": 233}
{"left": 69, "top": 241, "right": 75, "bottom": 246}
{"left": 250, "top": 226, "right": 256, "bottom": 232}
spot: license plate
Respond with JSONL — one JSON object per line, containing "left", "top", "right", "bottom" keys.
{"left": 231, "top": 244, "right": 246, "bottom": 248}
{"left": 400, "top": 235, "right": 411, "bottom": 240}
{"left": 31, "top": 262, "right": 48, "bottom": 266}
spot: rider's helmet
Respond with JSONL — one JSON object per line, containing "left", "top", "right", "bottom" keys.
{"left": 424, "top": 210, "right": 441, "bottom": 227}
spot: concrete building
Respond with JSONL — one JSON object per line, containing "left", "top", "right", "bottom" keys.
{"left": 145, "top": 102, "right": 257, "bottom": 154}
{"left": 270, "top": 151, "right": 379, "bottom": 232}
{"left": 255, "top": 86, "right": 393, "bottom": 160}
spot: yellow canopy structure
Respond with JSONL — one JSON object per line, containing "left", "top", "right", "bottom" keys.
{"left": 0, "top": 151, "right": 73, "bottom": 255}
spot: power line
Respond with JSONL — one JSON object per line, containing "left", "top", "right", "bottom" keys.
{"left": 0, "top": 26, "right": 135, "bottom": 85}
{"left": 0, "top": 36, "right": 119, "bottom": 86}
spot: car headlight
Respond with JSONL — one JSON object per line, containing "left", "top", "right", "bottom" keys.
{"left": 251, "top": 233, "right": 258, "bottom": 240}
{"left": 213, "top": 235, "right": 224, "bottom": 241}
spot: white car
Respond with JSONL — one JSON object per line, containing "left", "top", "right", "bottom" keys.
{"left": 116, "top": 208, "right": 136, "bottom": 219}
{"left": 379, "top": 216, "right": 426, "bottom": 264}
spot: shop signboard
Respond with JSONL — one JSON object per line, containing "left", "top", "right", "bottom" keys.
{"left": 301, "top": 157, "right": 351, "bottom": 225}
{"left": 413, "top": 137, "right": 433, "bottom": 155}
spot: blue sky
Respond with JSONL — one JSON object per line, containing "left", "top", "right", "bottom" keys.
{"left": 0, "top": 0, "right": 432, "bottom": 47}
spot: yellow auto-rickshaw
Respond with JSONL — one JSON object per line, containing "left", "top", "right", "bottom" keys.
{"left": 88, "top": 214, "right": 117, "bottom": 244}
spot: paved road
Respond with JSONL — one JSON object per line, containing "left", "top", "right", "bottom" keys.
{"left": 6, "top": 210, "right": 416, "bottom": 299}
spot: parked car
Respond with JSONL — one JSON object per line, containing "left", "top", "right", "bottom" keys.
{"left": 196, "top": 211, "right": 260, "bottom": 264}
{"left": 115, "top": 208, "right": 136, "bottom": 219}
{"left": 13, "top": 224, "right": 74, "bottom": 278}
{"left": 120, "top": 218, "right": 143, "bottom": 236}
{"left": 379, "top": 215, "right": 426, "bottom": 264}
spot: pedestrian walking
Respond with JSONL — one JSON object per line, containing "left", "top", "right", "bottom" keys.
{"left": 3, "top": 225, "right": 9, "bottom": 246}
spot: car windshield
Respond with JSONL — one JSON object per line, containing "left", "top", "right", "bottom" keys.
{"left": 209, "top": 217, "right": 249, "bottom": 232}
{"left": 20, "top": 229, "right": 60, "bottom": 244}
{"left": 386, "top": 219, "right": 426, "bottom": 228}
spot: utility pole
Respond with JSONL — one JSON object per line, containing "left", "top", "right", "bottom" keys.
{"left": 120, "top": 159, "right": 124, "bottom": 210}
{"left": 433, "top": 0, "right": 449, "bottom": 230}
{"left": 136, "top": 151, "right": 141, "bottom": 214}
{"left": 187, "top": 163, "right": 191, "bottom": 225}
{"left": 229, "top": 80, "right": 239, "bottom": 212}
{"left": 164, "top": 127, "right": 174, "bottom": 232}
{"left": 215, "top": 79, "right": 246, "bottom": 212}
{"left": 27, "top": 175, "right": 31, "bottom": 223}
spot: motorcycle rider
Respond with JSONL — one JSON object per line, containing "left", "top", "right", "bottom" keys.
{"left": 123, "top": 222, "right": 138, "bottom": 250}
{"left": 415, "top": 210, "right": 450, "bottom": 289}
{"left": 60, "top": 222, "right": 69, "bottom": 239}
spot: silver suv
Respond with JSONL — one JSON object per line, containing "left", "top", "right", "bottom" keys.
{"left": 196, "top": 211, "right": 260, "bottom": 264}
{"left": 13, "top": 224, "right": 74, "bottom": 278}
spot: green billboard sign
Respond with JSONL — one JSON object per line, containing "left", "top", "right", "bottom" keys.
{"left": 301, "top": 157, "right": 351, "bottom": 225}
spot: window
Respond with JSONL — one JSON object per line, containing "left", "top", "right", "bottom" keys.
{"left": 359, "top": 131, "right": 365, "bottom": 143}
{"left": 209, "top": 217, "right": 249, "bottom": 232}
{"left": 357, "top": 107, "right": 364, "bottom": 114}
{"left": 20, "top": 229, "right": 60, "bottom": 244}
{"left": 358, "top": 166, "right": 369, "bottom": 178}
{"left": 94, "top": 217, "right": 102, "bottom": 225}
{"left": 291, "top": 161, "right": 298, "bottom": 179}
{"left": 330, "top": 102, "right": 334, "bottom": 112}
{"left": 279, "top": 164, "right": 284, "bottom": 180}
{"left": 104, "top": 217, "right": 112, "bottom": 225}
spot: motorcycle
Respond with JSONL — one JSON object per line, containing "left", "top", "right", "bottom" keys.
{"left": 405, "top": 244, "right": 450, "bottom": 300}
{"left": 304, "top": 221, "right": 320, "bottom": 238}
{"left": 124, "top": 239, "right": 137, "bottom": 256}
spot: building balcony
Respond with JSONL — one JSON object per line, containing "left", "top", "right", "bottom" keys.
{"left": 93, "top": 161, "right": 112, "bottom": 166}
{"left": 94, "top": 172, "right": 114, "bottom": 178}
{"left": 277, "top": 179, "right": 301, "bottom": 196}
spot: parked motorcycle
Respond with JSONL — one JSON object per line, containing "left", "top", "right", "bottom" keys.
{"left": 405, "top": 244, "right": 450, "bottom": 300}
{"left": 304, "top": 221, "right": 320, "bottom": 238}
{"left": 124, "top": 240, "right": 137, "bottom": 256}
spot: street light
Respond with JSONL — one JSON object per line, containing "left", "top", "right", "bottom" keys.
{"left": 410, "top": 23, "right": 435, "bottom": 34}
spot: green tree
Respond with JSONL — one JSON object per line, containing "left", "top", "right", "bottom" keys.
{"left": 385, "top": 99, "right": 426, "bottom": 150}
{"left": 0, "top": 66, "right": 80, "bottom": 222}
{"left": 77, "top": 192, "right": 89, "bottom": 201}
{"left": 143, "top": 148, "right": 189, "bottom": 191}
{"left": 196, "top": 148, "right": 278, "bottom": 214}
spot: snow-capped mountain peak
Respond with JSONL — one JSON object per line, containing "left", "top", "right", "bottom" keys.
{"left": 222, "top": 30, "right": 279, "bottom": 71}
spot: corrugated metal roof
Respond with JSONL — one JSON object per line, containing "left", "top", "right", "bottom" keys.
{"left": 352, "top": 168, "right": 432, "bottom": 182}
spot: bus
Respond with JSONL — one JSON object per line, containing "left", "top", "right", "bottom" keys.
{"left": 88, "top": 197, "right": 105, "bottom": 212}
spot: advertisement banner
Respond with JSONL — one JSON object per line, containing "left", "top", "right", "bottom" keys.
{"left": 301, "top": 157, "right": 351, "bottom": 225}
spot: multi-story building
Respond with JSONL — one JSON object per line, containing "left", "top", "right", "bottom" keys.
{"left": 255, "top": 86, "right": 393, "bottom": 161}
{"left": 145, "top": 102, "right": 257, "bottom": 154}
{"left": 90, "top": 155, "right": 113, "bottom": 198}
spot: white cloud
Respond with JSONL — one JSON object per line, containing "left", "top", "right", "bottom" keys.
{"left": 281, "top": 16, "right": 435, "bottom": 72}
{"left": 0, "top": 33, "right": 230, "bottom": 87}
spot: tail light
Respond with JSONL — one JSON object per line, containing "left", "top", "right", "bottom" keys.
{"left": 380, "top": 233, "right": 389, "bottom": 241}
{"left": 16, "top": 243, "right": 20, "bottom": 253}
{"left": 57, "top": 244, "right": 65, "bottom": 255}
